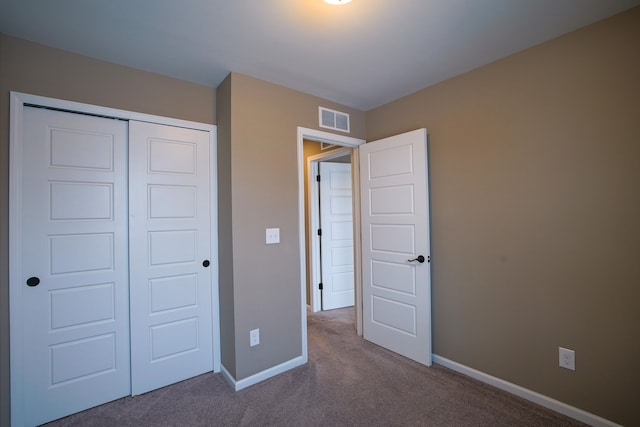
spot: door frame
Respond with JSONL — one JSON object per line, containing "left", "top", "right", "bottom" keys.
{"left": 297, "top": 127, "right": 365, "bottom": 359}
{"left": 9, "top": 92, "right": 220, "bottom": 426}
{"left": 307, "top": 147, "right": 354, "bottom": 313}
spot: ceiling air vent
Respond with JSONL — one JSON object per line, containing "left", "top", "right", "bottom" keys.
{"left": 319, "top": 107, "right": 350, "bottom": 133}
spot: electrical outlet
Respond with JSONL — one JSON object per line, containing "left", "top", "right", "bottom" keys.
{"left": 559, "top": 347, "right": 575, "bottom": 371}
{"left": 250, "top": 328, "right": 260, "bottom": 347}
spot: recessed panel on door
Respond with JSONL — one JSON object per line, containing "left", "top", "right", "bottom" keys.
{"left": 331, "top": 246, "right": 354, "bottom": 266}
{"left": 330, "top": 195, "right": 352, "bottom": 215}
{"left": 149, "top": 139, "right": 196, "bottom": 174}
{"left": 370, "top": 185, "right": 414, "bottom": 215}
{"left": 329, "top": 170, "right": 351, "bottom": 190}
{"left": 150, "top": 318, "right": 199, "bottom": 360}
{"left": 368, "top": 144, "right": 413, "bottom": 179}
{"left": 50, "top": 283, "right": 115, "bottom": 329}
{"left": 50, "top": 233, "right": 114, "bottom": 274}
{"left": 149, "top": 185, "right": 196, "bottom": 219}
{"left": 370, "top": 225, "right": 415, "bottom": 255}
{"left": 371, "top": 261, "right": 416, "bottom": 295}
{"left": 50, "top": 334, "right": 117, "bottom": 385}
{"left": 149, "top": 230, "right": 197, "bottom": 265}
{"left": 331, "top": 272, "right": 354, "bottom": 292}
{"left": 372, "top": 296, "right": 417, "bottom": 336}
{"left": 50, "top": 182, "right": 113, "bottom": 220}
{"left": 331, "top": 221, "right": 352, "bottom": 240}
{"left": 150, "top": 274, "right": 198, "bottom": 313}
{"left": 49, "top": 128, "right": 114, "bottom": 170}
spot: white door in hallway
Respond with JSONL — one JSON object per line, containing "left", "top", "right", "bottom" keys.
{"left": 19, "top": 107, "right": 131, "bottom": 426}
{"left": 128, "top": 121, "right": 214, "bottom": 395}
{"left": 319, "top": 162, "right": 354, "bottom": 310}
{"left": 359, "top": 129, "right": 432, "bottom": 366}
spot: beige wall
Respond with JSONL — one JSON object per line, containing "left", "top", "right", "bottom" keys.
{"left": 0, "top": 34, "right": 215, "bottom": 427}
{"left": 216, "top": 75, "right": 236, "bottom": 375}
{"left": 217, "top": 73, "right": 365, "bottom": 380}
{"left": 366, "top": 7, "right": 640, "bottom": 425}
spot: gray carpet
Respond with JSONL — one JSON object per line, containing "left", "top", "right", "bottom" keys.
{"left": 45, "top": 308, "right": 586, "bottom": 426}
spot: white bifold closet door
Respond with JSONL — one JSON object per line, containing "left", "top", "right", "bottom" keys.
{"left": 18, "top": 107, "right": 213, "bottom": 426}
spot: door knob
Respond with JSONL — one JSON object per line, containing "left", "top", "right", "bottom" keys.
{"left": 202, "top": 260, "right": 210, "bottom": 267}
{"left": 408, "top": 255, "right": 426, "bottom": 263}
{"left": 26, "top": 277, "right": 40, "bottom": 287}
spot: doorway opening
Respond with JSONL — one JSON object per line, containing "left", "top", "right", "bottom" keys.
{"left": 306, "top": 144, "right": 353, "bottom": 312}
{"left": 296, "top": 127, "right": 365, "bottom": 363}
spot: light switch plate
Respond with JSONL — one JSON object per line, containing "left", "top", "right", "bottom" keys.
{"left": 250, "top": 329, "right": 260, "bottom": 347}
{"left": 266, "top": 228, "right": 280, "bottom": 244}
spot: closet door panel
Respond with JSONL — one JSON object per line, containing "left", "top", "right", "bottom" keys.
{"left": 128, "top": 121, "right": 213, "bottom": 395}
{"left": 19, "top": 107, "right": 131, "bottom": 426}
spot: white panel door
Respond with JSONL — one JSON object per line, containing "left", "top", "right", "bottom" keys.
{"left": 359, "top": 129, "right": 432, "bottom": 365}
{"left": 320, "top": 162, "right": 354, "bottom": 310}
{"left": 20, "top": 107, "right": 131, "bottom": 425}
{"left": 128, "top": 121, "right": 213, "bottom": 395}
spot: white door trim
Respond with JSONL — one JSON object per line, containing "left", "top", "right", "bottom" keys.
{"left": 308, "top": 148, "right": 353, "bottom": 313}
{"left": 297, "top": 127, "right": 365, "bottom": 359}
{"left": 9, "top": 92, "right": 220, "bottom": 426}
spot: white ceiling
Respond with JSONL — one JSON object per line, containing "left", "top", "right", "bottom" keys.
{"left": 1, "top": 0, "right": 638, "bottom": 110}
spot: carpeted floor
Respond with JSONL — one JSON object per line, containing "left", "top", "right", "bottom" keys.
{"left": 45, "top": 307, "right": 586, "bottom": 426}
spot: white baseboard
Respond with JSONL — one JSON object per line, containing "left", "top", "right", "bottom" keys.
{"left": 220, "top": 355, "right": 306, "bottom": 391}
{"left": 432, "top": 355, "right": 621, "bottom": 427}
{"left": 220, "top": 365, "right": 235, "bottom": 390}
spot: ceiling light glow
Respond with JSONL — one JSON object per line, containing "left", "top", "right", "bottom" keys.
{"left": 324, "top": 0, "right": 352, "bottom": 4}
